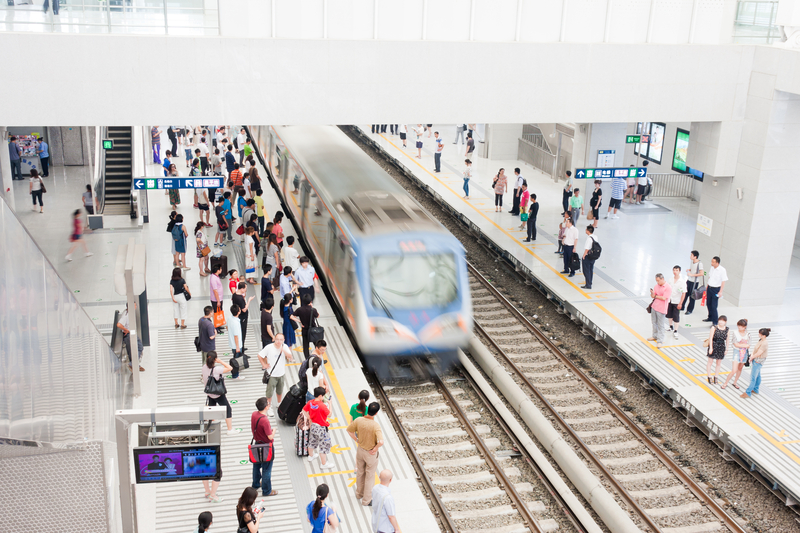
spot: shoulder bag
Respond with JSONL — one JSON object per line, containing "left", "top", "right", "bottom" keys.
{"left": 248, "top": 417, "right": 274, "bottom": 463}
{"left": 204, "top": 370, "right": 227, "bottom": 396}
{"left": 692, "top": 271, "right": 706, "bottom": 300}
{"left": 262, "top": 350, "right": 284, "bottom": 385}
{"left": 646, "top": 299, "right": 655, "bottom": 314}
{"left": 308, "top": 316, "right": 325, "bottom": 345}
{"left": 39, "top": 177, "right": 47, "bottom": 194}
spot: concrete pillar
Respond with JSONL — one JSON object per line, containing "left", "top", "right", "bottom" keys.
{"left": 572, "top": 124, "right": 589, "bottom": 170}
{"left": 689, "top": 87, "right": 800, "bottom": 306}
{"left": 485, "top": 124, "right": 523, "bottom": 160}
{"left": 0, "top": 127, "right": 16, "bottom": 212}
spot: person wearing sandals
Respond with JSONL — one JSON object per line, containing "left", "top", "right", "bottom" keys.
{"left": 195, "top": 221, "right": 210, "bottom": 276}
{"left": 251, "top": 397, "right": 278, "bottom": 497}
{"left": 742, "top": 328, "right": 770, "bottom": 398}
{"left": 705, "top": 315, "right": 730, "bottom": 385}
{"left": 170, "top": 268, "right": 191, "bottom": 329}
{"left": 722, "top": 319, "right": 750, "bottom": 390}
{"left": 236, "top": 487, "right": 263, "bottom": 533}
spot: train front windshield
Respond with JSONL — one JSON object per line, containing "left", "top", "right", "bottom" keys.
{"left": 369, "top": 253, "right": 459, "bottom": 310}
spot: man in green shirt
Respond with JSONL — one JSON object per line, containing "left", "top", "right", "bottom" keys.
{"left": 244, "top": 138, "right": 254, "bottom": 159}
{"left": 569, "top": 187, "right": 584, "bottom": 225}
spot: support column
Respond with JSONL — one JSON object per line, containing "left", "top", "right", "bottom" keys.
{"left": 485, "top": 124, "right": 523, "bottom": 160}
{"left": 0, "top": 127, "right": 16, "bottom": 212}
{"left": 689, "top": 86, "right": 800, "bottom": 306}
{"left": 571, "top": 124, "right": 590, "bottom": 170}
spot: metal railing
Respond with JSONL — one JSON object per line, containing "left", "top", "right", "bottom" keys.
{"left": 518, "top": 137, "right": 570, "bottom": 180}
{"left": 521, "top": 124, "right": 553, "bottom": 154}
{"left": 95, "top": 126, "right": 107, "bottom": 214}
{"left": 649, "top": 173, "right": 696, "bottom": 198}
{"left": 0, "top": 0, "right": 219, "bottom": 35}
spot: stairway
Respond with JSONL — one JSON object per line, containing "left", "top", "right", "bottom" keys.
{"left": 103, "top": 127, "right": 133, "bottom": 215}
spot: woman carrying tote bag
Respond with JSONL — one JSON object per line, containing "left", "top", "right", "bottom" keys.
{"left": 201, "top": 352, "right": 240, "bottom": 437}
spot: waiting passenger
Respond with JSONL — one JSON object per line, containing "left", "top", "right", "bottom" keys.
{"left": 492, "top": 168, "right": 507, "bottom": 212}
{"left": 606, "top": 173, "right": 625, "bottom": 219}
{"left": 350, "top": 389, "right": 370, "bottom": 421}
{"left": 741, "top": 328, "right": 770, "bottom": 398}
{"left": 705, "top": 315, "right": 730, "bottom": 385}
{"left": 260, "top": 298, "right": 275, "bottom": 348}
{"left": 560, "top": 216, "right": 578, "bottom": 277}
{"left": 413, "top": 124, "right": 424, "bottom": 159}
{"left": 304, "top": 387, "right": 334, "bottom": 469}
{"left": 569, "top": 187, "right": 583, "bottom": 225}
{"left": 723, "top": 319, "right": 750, "bottom": 390}
{"left": 193, "top": 511, "right": 213, "bottom": 533}
{"left": 307, "top": 484, "right": 339, "bottom": 532}
{"left": 589, "top": 179, "right": 602, "bottom": 228}
{"left": 647, "top": 273, "right": 671, "bottom": 349}
{"left": 372, "top": 470, "right": 402, "bottom": 533}
{"left": 462, "top": 159, "right": 472, "bottom": 199}
{"left": 684, "top": 251, "right": 703, "bottom": 316}
{"left": 236, "top": 487, "right": 263, "bottom": 533}
{"left": 347, "top": 402, "right": 384, "bottom": 506}
{"left": 667, "top": 266, "right": 686, "bottom": 339}
{"left": 202, "top": 352, "right": 239, "bottom": 435}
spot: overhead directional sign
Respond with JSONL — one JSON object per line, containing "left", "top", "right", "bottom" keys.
{"left": 626, "top": 134, "right": 650, "bottom": 144}
{"left": 576, "top": 167, "right": 647, "bottom": 179}
{"left": 134, "top": 177, "right": 223, "bottom": 190}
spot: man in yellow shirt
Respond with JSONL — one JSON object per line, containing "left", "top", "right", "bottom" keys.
{"left": 254, "top": 189, "right": 267, "bottom": 236}
{"left": 347, "top": 402, "right": 383, "bottom": 506}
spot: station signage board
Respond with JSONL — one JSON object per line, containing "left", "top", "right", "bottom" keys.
{"left": 575, "top": 167, "right": 647, "bottom": 179}
{"left": 134, "top": 177, "right": 224, "bottom": 190}
{"left": 626, "top": 135, "right": 650, "bottom": 144}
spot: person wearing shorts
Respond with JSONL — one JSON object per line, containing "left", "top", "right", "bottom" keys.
{"left": 413, "top": 124, "right": 424, "bottom": 159}
{"left": 667, "top": 265, "right": 686, "bottom": 339}
{"left": 196, "top": 187, "right": 211, "bottom": 226}
{"left": 258, "top": 334, "right": 295, "bottom": 415}
{"left": 303, "top": 387, "right": 333, "bottom": 468}
{"left": 399, "top": 124, "right": 407, "bottom": 147}
{"left": 625, "top": 177, "right": 636, "bottom": 203}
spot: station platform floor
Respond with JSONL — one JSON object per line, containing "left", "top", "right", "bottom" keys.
{"left": 7, "top": 146, "right": 438, "bottom": 533}
{"left": 358, "top": 125, "right": 800, "bottom": 508}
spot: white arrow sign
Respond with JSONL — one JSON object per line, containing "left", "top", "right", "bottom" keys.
{"left": 185, "top": 179, "right": 193, "bottom": 187}
{"left": 638, "top": 169, "right": 646, "bottom": 176}
{"left": 577, "top": 170, "right": 585, "bottom": 178}
{"left": 135, "top": 180, "right": 143, "bottom": 189}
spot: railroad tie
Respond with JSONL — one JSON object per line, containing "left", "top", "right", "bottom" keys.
{"left": 645, "top": 502, "right": 703, "bottom": 517}
{"left": 524, "top": 369, "right": 573, "bottom": 379}
{"left": 439, "top": 483, "right": 533, "bottom": 502}
{"left": 661, "top": 523, "right": 723, "bottom": 533}
{"left": 408, "top": 424, "right": 491, "bottom": 439}
{"left": 415, "top": 438, "right": 501, "bottom": 454}
{"left": 543, "top": 390, "right": 591, "bottom": 400}
{"left": 532, "top": 380, "right": 583, "bottom": 389}
{"left": 482, "top": 325, "right": 528, "bottom": 335}
{"left": 432, "top": 467, "right": 521, "bottom": 485}
{"left": 460, "top": 521, "right": 559, "bottom": 533}
{"left": 601, "top": 453, "right": 655, "bottom": 467}
{"left": 393, "top": 400, "right": 473, "bottom": 414}
{"left": 514, "top": 359, "right": 562, "bottom": 369}
{"left": 552, "top": 401, "right": 604, "bottom": 412}
{"left": 562, "top": 413, "right": 616, "bottom": 425}
{"left": 449, "top": 501, "right": 547, "bottom": 520}
{"left": 402, "top": 412, "right": 480, "bottom": 426}
{"left": 574, "top": 426, "right": 628, "bottom": 438}
{"left": 389, "top": 388, "right": 464, "bottom": 401}
{"left": 423, "top": 450, "right": 508, "bottom": 468}
{"left": 628, "top": 484, "right": 688, "bottom": 498}
{"left": 588, "top": 440, "right": 643, "bottom": 452}
{"left": 614, "top": 469, "right": 673, "bottom": 482}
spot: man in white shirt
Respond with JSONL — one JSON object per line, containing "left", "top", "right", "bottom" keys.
{"left": 636, "top": 160, "right": 649, "bottom": 204}
{"left": 116, "top": 305, "right": 145, "bottom": 372}
{"left": 413, "top": 124, "right": 424, "bottom": 159}
{"left": 258, "top": 334, "right": 295, "bottom": 415}
{"left": 281, "top": 236, "right": 301, "bottom": 271}
{"left": 433, "top": 132, "right": 444, "bottom": 173}
{"left": 667, "top": 265, "right": 686, "bottom": 339}
{"left": 562, "top": 170, "right": 573, "bottom": 214}
{"left": 580, "top": 225, "right": 598, "bottom": 290}
{"left": 454, "top": 124, "right": 466, "bottom": 145}
{"left": 560, "top": 217, "right": 579, "bottom": 277}
{"left": 237, "top": 128, "right": 247, "bottom": 164}
{"left": 295, "top": 256, "right": 319, "bottom": 303}
{"left": 371, "top": 470, "right": 402, "bottom": 533}
{"left": 510, "top": 168, "right": 524, "bottom": 215}
{"left": 399, "top": 124, "right": 408, "bottom": 148}
{"left": 196, "top": 187, "right": 210, "bottom": 226}
{"left": 703, "top": 256, "right": 728, "bottom": 324}
{"left": 227, "top": 304, "right": 244, "bottom": 380}
{"left": 197, "top": 137, "right": 210, "bottom": 174}
{"left": 685, "top": 250, "right": 703, "bottom": 315}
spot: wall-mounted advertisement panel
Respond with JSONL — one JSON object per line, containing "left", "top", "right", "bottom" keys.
{"left": 672, "top": 128, "right": 690, "bottom": 173}
{"left": 646, "top": 122, "right": 665, "bottom": 165}
{"left": 634, "top": 122, "right": 649, "bottom": 156}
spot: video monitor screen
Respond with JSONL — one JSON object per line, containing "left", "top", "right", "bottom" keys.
{"left": 672, "top": 128, "right": 690, "bottom": 173}
{"left": 645, "top": 123, "right": 665, "bottom": 165}
{"left": 134, "top": 445, "right": 220, "bottom": 483}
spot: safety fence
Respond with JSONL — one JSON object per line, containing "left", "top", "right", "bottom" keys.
{"left": 649, "top": 173, "right": 697, "bottom": 199}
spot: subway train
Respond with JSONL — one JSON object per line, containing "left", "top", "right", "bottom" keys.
{"left": 248, "top": 125, "right": 472, "bottom": 374}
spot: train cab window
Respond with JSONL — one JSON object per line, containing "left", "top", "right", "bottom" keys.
{"left": 369, "top": 253, "right": 458, "bottom": 309}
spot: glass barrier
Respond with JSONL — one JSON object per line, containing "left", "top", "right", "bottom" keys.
{"left": 0, "top": 196, "right": 130, "bottom": 448}
{"left": 0, "top": 0, "right": 218, "bottom": 35}
{"left": 733, "top": 1, "right": 781, "bottom": 44}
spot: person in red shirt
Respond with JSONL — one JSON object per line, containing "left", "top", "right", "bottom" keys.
{"left": 66, "top": 209, "right": 93, "bottom": 261}
{"left": 303, "top": 387, "right": 333, "bottom": 469}
{"left": 251, "top": 397, "right": 277, "bottom": 497}
{"left": 230, "top": 164, "right": 243, "bottom": 188}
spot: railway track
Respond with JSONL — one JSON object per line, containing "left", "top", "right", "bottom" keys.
{"left": 372, "top": 360, "right": 588, "bottom": 533}
{"left": 466, "top": 262, "right": 748, "bottom": 533}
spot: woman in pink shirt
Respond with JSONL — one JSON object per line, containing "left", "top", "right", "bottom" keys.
{"left": 493, "top": 169, "right": 507, "bottom": 212}
{"left": 66, "top": 209, "right": 93, "bottom": 262}
{"left": 272, "top": 211, "right": 285, "bottom": 248}
{"left": 517, "top": 184, "right": 530, "bottom": 231}
{"left": 209, "top": 263, "right": 224, "bottom": 329}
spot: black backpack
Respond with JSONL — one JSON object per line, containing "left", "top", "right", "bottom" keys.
{"left": 587, "top": 237, "right": 602, "bottom": 260}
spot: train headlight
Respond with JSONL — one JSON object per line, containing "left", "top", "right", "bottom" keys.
{"left": 368, "top": 319, "right": 419, "bottom": 343}
{"left": 419, "top": 313, "right": 467, "bottom": 342}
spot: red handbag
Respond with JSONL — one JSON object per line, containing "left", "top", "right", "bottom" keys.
{"left": 248, "top": 417, "right": 273, "bottom": 463}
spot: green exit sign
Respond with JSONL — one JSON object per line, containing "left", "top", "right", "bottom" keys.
{"left": 626, "top": 134, "right": 649, "bottom": 144}
{"left": 102, "top": 139, "right": 114, "bottom": 150}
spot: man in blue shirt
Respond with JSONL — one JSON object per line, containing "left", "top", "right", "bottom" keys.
{"left": 225, "top": 144, "right": 236, "bottom": 176}
{"left": 279, "top": 266, "right": 295, "bottom": 299}
{"left": 222, "top": 192, "right": 234, "bottom": 241}
{"left": 371, "top": 470, "right": 402, "bottom": 533}
{"left": 8, "top": 136, "right": 22, "bottom": 180}
{"left": 162, "top": 150, "right": 172, "bottom": 177}
{"left": 36, "top": 137, "right": 50, "bottom": 177}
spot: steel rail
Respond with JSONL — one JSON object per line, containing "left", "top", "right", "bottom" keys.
{"left": 421, "top": 363, "right": 545, "bottom": 533}
{"left": 368, "top": 371, "right": 460, "bottom": 533}
{"left": 467, "top": 262, "right": 747, "bottom": 533}
{"left": 458, "top": 368, "right": 590, "bottom": 532}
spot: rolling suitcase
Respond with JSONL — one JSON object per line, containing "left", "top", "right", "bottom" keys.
{"left": 211, "top": 255, "right": 228, "bottom": 278}
{"left": 295, "top": 422, "right": 310, "bottom": 457}
{"left": 278, "top": 392, "right": 304, "bottom": 425}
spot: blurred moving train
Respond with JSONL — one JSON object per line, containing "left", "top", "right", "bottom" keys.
{"left": 247, "top": 125, "right": 472, "bottom": 374}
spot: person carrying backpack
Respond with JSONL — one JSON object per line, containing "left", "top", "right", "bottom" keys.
{"left": 581, "top": 225, "right": 601, "bottom": 290}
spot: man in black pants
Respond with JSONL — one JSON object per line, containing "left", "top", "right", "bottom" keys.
{"left": 560, "top": 217, "right": 579, "bottom": 277}
{"left": 509, "top": 168, "right": 524, "bottom": 215}
{"left": 167, "top": 126, "right": 178, "bottom": 159}
{"left": 524, "top": 194, "right": 539, "bottom": 242}
{"left": 562, "top": 170, "right": 573, "bottom": 214}
{"left": 231, "top": 282, "right": 255, "bottom": 350}
{"left": 291, "top": 294, "right": 319, "bottom": 360}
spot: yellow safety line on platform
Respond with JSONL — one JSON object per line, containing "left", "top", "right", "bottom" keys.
{"left": 594, "top": 302, "right": 800, "bottom": 466}
{"left": 308, "top": 469, "right": 355, "bottom": 478}
{"left": 377, "top": 133, "right": 613, "bottom": 300}
{"left": 325, "top": 358, "right": 353, "bottom": 426}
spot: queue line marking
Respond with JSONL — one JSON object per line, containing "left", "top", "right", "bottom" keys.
{"left": 594, "top": 302, "right": 800, "bottom": 466}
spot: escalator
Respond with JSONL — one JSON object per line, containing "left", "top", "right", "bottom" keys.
{"left": 103, "top": 126, "right": 134, "bottom": 216}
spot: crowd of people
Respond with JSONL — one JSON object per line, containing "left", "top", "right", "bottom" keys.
{"left": 159, "top": 126, "right": 403, "bottom": 532}
{"left": 646, "top": 252, "right": 769, "bottom": 397}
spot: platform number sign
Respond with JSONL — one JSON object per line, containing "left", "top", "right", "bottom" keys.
{"left": 102, "top": 139, "right": 114, "bottom": 150}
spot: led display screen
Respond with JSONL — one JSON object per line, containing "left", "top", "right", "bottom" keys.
{"left": 672, "top": 128, "right": 690, "bottom": 173}
{"left": 133, "top": 445, "right": 220, "bottom": 483}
